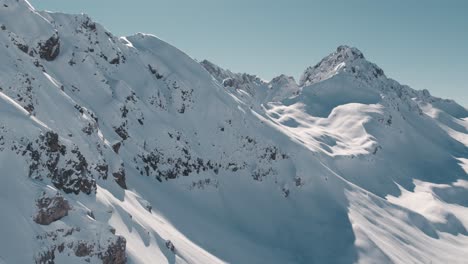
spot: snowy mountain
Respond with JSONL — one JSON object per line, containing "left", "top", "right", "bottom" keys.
{"left": 200, "top": 60, "right": 299, "bottom": 105}
{"left": 0, "top": 1, "right": 467, "bottom": 263}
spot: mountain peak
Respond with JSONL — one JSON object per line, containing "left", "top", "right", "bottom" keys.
{"left": 270, "top": 74, "right": 296, "bottom": 85}
{"left": 335, "top": 45, "right": 365, "bottom": 61}
{"left": 299, "top": 45, "right": 384, "bottom": 86}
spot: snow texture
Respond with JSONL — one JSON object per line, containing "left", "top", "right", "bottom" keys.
{"left": 0, "top": 1, "right": 467, "bottom": 263}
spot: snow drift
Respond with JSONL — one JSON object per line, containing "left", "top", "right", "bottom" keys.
{"left": 0, "top": 1, "right": 467, "bottom": 263}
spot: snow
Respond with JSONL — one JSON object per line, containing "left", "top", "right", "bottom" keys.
{"left": 0, "top": 0, "right": 467, "bottom": 263}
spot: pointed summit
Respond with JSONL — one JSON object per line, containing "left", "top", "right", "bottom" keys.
{"left": 335, "top": 45, "right": 365, "bottom": 61}
{"left": 299, "top": 45, "right": 385, "bottom": 87}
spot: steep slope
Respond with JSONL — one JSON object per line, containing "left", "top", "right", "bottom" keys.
{"left": 258, "top": 46, "right": 468, "bottom": 262}
{"left": 204, "top": 46, "right": 468, "bottom": 262}
{"left": 0, "top": 1, "right": 467, "bottom": 264}
{"left": 263, "top": 45, "right": 467, "bottom": 195}
{"left": 0, "top": 1, "right": 350, "bottom": 263}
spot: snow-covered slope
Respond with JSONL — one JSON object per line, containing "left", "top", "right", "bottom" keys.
{"left": 0, "top": 1, "right": 467, "bottom": 263}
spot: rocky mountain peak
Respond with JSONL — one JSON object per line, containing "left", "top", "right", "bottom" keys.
{"left": 270, "top": 74, "right": 296, "bottom": 85}
{"left": 299, "top": 45, "right": 385, "bottom": 86}
{"left": 1, "top": 2, "right": 466, "bottom": 263}
{"left": 336, "top": 45, "right": 365, "bottom": 61}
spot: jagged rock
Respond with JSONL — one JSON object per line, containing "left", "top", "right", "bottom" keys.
{"left": 114, "top": 125, "right": 129, "bottom": 140}
{"left": 57, "top": 243, "right": 65, "bottom": 253}
{"left": 201, "top": 59, "right": 267, "bottom": 98}
{"left": 299, "top": 45, "right": 385, "bottom": 86}
{"left": 39, "top": 34, "right": 60, "bottom": 61}
{"left": 109, "top": 56, "right": 120, "bottom": 65}
{"left": 337, "top": 45, "right": 364, "bottom": 59}
{"left": 145, "top": 203, "right": 152, "bottom": 213}
{"left": 74, "top": 241, "right": 93, "bottom": 257}
{"left": 34, "top": 227, "right": 126, "bottom": 264}
{"left": 52, "top": 170, "right": 96, "bottom": 195}
{"left": 23, "top": 131, "right": 97, "bottom": 195}
{"left": 34, "top": 193, "right": 71, "bottom": 225}
{"left": 100, "top": 236, "right": 126, "bottom": 264}
{"left": 16, "top": 43, "right": 29, "bottom": 54}
{"left": 113, "top": 167, "right": 127, "bottom": 189}
{"left": 222, "top": 77, "right": 235, "bottom": 87}
{"left": 50, "top": 147, "right": 96, "bottom": 195}
{"left": 81, "top": 18, "right": 96, "bottom": 31}
{"left": 44, "top": 131, "right": 64, "bottom": 154}
{"left": 112, "top": 142, "right": 121, "bottom": 154}
{"left": 82, "top": 122, "right": 96, "bottom": 135}
{"left": 165, "top": 240, "right": 175, "bottom": 253}
{"left": 95, "top": 163, "right": 109, "bottom": 179}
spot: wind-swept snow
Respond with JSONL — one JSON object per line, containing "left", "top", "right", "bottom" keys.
{"left": 0, "top": 1, "right": 467, "bottom": 263}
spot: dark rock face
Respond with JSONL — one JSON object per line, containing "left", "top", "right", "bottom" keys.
{"left": 113, "top": 167, "right": 127, "bottom": 189}
{"left": 222, "top": 78, "right": 235, "bottom": 87}
{"left": 48, "top": 145, "right": 95, "bottom": 195}
{"left": 95, "top": 163, "right": 109, "bottom": 179}
{"left": 109, "top": 56, "right": 120, "bottom": 65}
{"left": 165, "top": 240, "right": 175, "bottom": 253}
{"left": 337, "top": 45, "right": 365, "bottom": 60}
{"left": 145, "top": 203, "right": 152, "bottom": 213}
{"left": 114, "top": 125, "right": 129, "bottom": 140}
{"left": 100, "top": 236, "right": 127, "bottom": 264}
{"left": 39, "top": 34, "right": 60, "bottom": 61}
{"left": 44, "top": 131, "right": 64, "bottom": 153}
{"left": 148, "top": 64, "right": 163, "bottom": 79}
{"left": 34, "top": 193, "right": 71, "bottom": 225}
{"left": 21, "top": 131, "right": 97, "bottom": 195}
{"left": 34, "top": 227, "right": 126, "bottom": 264}
{"left": 112, "top": 142, "right": 121, "bottom": 154}
{"left": 81, "top": 18, "right": 96, "bottom": 31}
{"left": 74, "top": 241, "right": 93, "bottom": 257}
{"left": 16, "top": 43, "right": 29, "bottom": 54}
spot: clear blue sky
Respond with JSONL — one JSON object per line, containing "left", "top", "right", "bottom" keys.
{"left": 29, "top": 0, "right": 468, "bottom": 106}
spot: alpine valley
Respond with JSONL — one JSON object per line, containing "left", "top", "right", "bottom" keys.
{"left": 0, "top": 1, "right": 467, "bottom": 263}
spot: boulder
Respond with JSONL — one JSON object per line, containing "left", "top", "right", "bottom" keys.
{"left": 39, "top": 34, "right": 60, "bottom": 61}
{"left": 34, "top": 193, "right": 71, "bottom": 225}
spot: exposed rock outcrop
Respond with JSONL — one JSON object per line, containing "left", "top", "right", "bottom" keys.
{"left": 100, "top": 236, "right": 127, "bottom": 264}
{"left": 21, "top": 131, "right": 97, "bottom": 195}
{"left": 34, "top": 192, "right": 71, "bottom": 225}
{"left": 38, "top": 34, "right": 60, "bottom": 61}
{"left": 113, "top": 167, "right": 127, "bottom": 189}
{"left": 165, "top": 240, "right": 175, "bottom": 253}
{"left": 35, "top": 228, "right": 127, "bottom": 264}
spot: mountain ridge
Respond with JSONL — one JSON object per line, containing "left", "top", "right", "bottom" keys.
{"left": 201, "top": 46, "right": 467, "bottom": 118}
{"left": 0, "top": 1, "right": 467, "bottom": 264}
